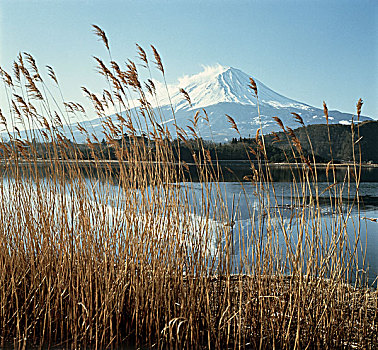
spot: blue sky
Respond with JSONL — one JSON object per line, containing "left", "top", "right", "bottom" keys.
{"left": 0, "top": 0, "right": 377, "bottom": 118}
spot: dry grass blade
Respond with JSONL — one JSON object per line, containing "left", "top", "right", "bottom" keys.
{"left": 193, "top": 111, "right": 200, "bottom": 127}
{"left": 357, "top": 98, "right": 363, "bottom": 120}
{"left": 186, "top": 125, "right": 197, "bottom": 138}
{"left": 202, "top": 109, "right": 209, "bottom": 123}
{"left": 13, "top": 61, "right": 21, "bottom": 81}
{"left": 0, "top": 108, "right": 6, "bottom": 125}
{"left": 325, "top": 160, "right": 332, "bottom": 178}
{"left": 287, "top": 127, "right": 302, "bottom": 151}
{"left": 256, "top": 128, "right": 261, "bottom": 139}
{"left": 320, "top": 182, "right": 338, "bottom": 195}
{"left": 46, "top": 65, "right": 58, "bottom": 85}
{"left": 226, "top": 114, "right": 239, "bottom": 132}
{"left": 92, "top": 24, "right": 109, "bottom": 50}
{"left": 271, "top": 131, "right": 281, "bottom": 143}
{"left": 125, "top": 60, "right": 142, "bottom": 90}
{"left": 361, "top": 217, "right": 377, "bottom": 222}
{"left": 304, "top": 156, "right": 313, "bottom": 171}
{"left": 136, "top": 43, "right": 148, "bottom": 67}
{"left": 248, "top": 77, "right": 258, "bottom": 97}
{"left": 24, "top": 52, "right": 42, "bottom": 81}
{"left": 273, "top": 116, "right": 285, "bottom": 132}
{"left": 151, "top": 45, "right": 164, "bottom": 74}
{"left": 248, "top": 146, "right": 257, "bottom": 156}
{"left": 0, "top": 67, "right": 13, "bottom": 86}
{"left": 205, "top": 149, "right": 211, "bottom": 163}
{"left": 323, "top": 101, "right": 329, "bottom": 124}
{"left": 93, "top": 56, "right": 109, "bottom": 75}
{"left": 179, "top": 88, "right": 192, "bottom": 108}
{"left": 177, "top": 130, "right": 187, "bottom": 142}
{"left": 145, "top": 79, "right": 156, "bottom": 96}
{"left": 291, "top": 112, "right": 304, "bottom": 126}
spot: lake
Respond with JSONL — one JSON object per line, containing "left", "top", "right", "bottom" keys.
{"left": 2, "top": 162, "right": 377, "bottom": 285}
{"left": 184, "top": 180, "right": 378, "bottom": 283}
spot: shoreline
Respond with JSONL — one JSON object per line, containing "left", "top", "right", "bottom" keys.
{"left": 1, "top": 159, "right": 378, "bottom": 168}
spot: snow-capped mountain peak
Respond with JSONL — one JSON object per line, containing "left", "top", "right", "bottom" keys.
{"left": 22, "top": 64, "right": 369, "bottom": 143}
{"left": 155, "top": 64, "right": 311, "bottom": 112}
{"left": 174, "top": 65, "right": 257, "bottom": 109}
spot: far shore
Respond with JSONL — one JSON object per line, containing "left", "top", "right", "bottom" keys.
{"left": 1, "top": 159, "right": 378, "bottom": 168}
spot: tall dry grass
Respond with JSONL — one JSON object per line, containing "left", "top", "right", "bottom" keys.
{"left": 0, "top": 26, "right": 376, "bottom": 349}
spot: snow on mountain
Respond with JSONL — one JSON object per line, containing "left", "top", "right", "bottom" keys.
{"left": 9, "top": 65, "right": 370, "bottom": 143}
{"left": 153, "top": 64, "right": 312, "bottom": 113}
{"left": 130, "top": 64, "right": 370, "bottom": 142}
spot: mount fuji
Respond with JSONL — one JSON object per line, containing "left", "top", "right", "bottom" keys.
{"left": 74, "top": 65, "right": 373, "bottom": 142}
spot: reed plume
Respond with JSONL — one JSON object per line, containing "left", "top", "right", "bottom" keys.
{"left": 179, "top": 87, "right": 192, "bottom": 108}
{"left": 92, "top": 24, "right": 109, "bottom": 50}
{"left": 248, "top": 77, "right": 258, "bottom": 97}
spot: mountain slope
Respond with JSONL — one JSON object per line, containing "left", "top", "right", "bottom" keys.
{"left": 14, "top": 65, "right": 371, "bottom": 143}
{"left": 263, "top": 120, "right": 378, "bottom": 163}
{"left": 153, "top": 65, "right": 371, "bottom": 141}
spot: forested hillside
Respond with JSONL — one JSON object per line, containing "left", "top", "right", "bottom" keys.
{"left": 263, "top": 120, "right": 378, "bottom": 163}
{"left": 3, "top": 121, "right": 376, "bottom": 164}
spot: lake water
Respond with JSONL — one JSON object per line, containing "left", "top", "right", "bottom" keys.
{"left": 184, "top": 181, "right": 378, "bottom": 283}
{"left": 2, "top": 163, "right": 377, "bottom": 285}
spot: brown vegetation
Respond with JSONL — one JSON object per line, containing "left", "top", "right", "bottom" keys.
{"left": 0, "top": 26, "right": 376, "bottom": 349}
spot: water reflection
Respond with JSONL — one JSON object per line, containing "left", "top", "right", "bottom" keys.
{"left": 178, "top": 181, "right": 378, "bottom": 284}
{"left": 211, "top": 161, "right": 378, "bottom": 183}
{"left": 2, "top": 164, "right": 377, "bottom": 285}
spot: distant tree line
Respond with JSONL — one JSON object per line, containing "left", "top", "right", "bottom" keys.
{"left": 263, "top": 120, "right": 378, "bottom": 164}
{"left": 1, "top": 121, "right": 376, "bottom": 164}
